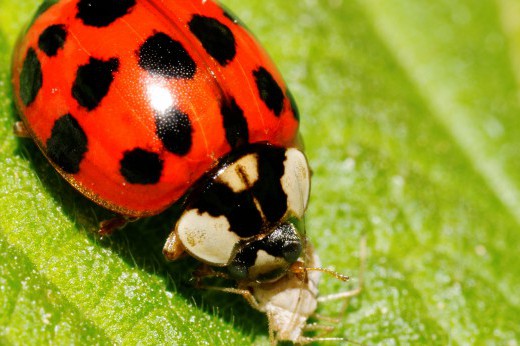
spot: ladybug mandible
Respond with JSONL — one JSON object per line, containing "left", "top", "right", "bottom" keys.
{"left": 12, "top": 0, "right": 358, "bottom": 343}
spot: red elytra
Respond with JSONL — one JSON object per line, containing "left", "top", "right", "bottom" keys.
{"left": 12, "top": 0, "right": 300, "bottom": 217}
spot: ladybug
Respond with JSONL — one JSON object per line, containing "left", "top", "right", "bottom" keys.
{"left": 12, "top": 0, "right": 359, "bottom": 343}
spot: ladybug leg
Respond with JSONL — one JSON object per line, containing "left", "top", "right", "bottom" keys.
{"left": 191, "top": 263, "right": 232, "bottom": 287}
{"left": 198, "top": 283, "right": 272, "bottom": 340}
{"left": 163, "top": 230, "right": 186, "bottom": 261}
{"left": 13, "top": 121, "right": 30, "bottom": 138}
{"left": 200, "top": 284, "right": 261, "bottom": 310}
{"left": 98, "top": 216, "right": 137, "bottom": 236}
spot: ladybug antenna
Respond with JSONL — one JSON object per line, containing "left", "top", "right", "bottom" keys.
{"left": 304, "top": 267, "right": 350, "bottom": 282}
{"left": 288, "top": 258, "right": 350, "bottom": 282}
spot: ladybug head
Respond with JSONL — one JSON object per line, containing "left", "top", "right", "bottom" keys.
{"left": 227, "top": 220, "right": 304, "bottom": 282}
{"left": 164, "top": 143, "right": 310, "bottom": 283}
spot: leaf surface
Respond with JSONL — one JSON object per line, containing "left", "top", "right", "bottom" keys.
{"left": 1, "top": 0, "right": 519, "bottom": 344}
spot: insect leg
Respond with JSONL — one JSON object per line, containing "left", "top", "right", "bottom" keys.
{"left": 201, "top": 285, "right": 262, "bottom": 311}
{"left": 163, "top": 230, "right": 186, "bottom": 261}
{"left": 98, "top": 216, "right": 137, "bottom": 236}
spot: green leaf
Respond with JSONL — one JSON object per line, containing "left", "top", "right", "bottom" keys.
{"left": 1, "top": 0, "right": 520, "bottom": 345}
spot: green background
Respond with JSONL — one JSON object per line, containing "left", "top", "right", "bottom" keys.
{"left": 1, "top": 0, "right": 520, "bottom": 344}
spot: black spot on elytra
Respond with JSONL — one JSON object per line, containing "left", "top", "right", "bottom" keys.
{"left": 38, "top": 24, "right": 67, "bottom": 57}
{"left": 120, "top": 148, "right": 163, "bottom": 185}
{"left": 252, "top": 145, "right": 287, "bottom": 223}
{"left": 19, "top": 48, "right": 43, "bottom": 106}
{"left": 76, "top": 0, "right": 135, "bottom": 27}
{"left": 253, "top": 67, "right": 285, "bottom": 117}
{"left": 138, "top": 32, "right": 196, "bottom": 79}
{"left": 72, "top": 57, "right": 119, "bottom": 111}
{"left": 155, "top": 107, "right": 193, "bottom": 156}
{"left": 221, "top": 97, "right": 248, "bottom": 148}
{"left": 188, "top": 15, "right": 236, "bottom": 66}
{"left": 286, "top": 89, "right": 300, "bottom": 121}
{"left": 46, "top": 114, "right": 88, "bottom": 174}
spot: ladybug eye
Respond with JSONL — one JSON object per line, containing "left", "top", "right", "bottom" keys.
{"left": 263, "top": 223, "right": 302, "bottom": 264}
{"left": 228, "top": 222, "right": 303, "bottom": 282}
{"left": 275, "top": 223, "right": 303, "bottom": 263}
